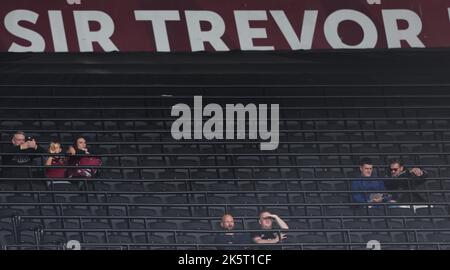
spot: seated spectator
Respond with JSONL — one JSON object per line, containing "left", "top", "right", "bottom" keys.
{"left": 67, "top": 136, "right": 102, "bottom": 179}
{"left": 45, "top": 140, "right": 69, "bottom": 184}
{"left": 1, "top": 131, "right": 46, "bottom": 180}
{"left": 252, "top": 211, "right": 289, "bottom": 250}
{"left": 385, "top": 159, "right": 428, "bottom": 203}
{"left": 351, "top": 158, "right": 395, "bottom": 204}
{"left": 214, "top": 214, "right": 249, "bottom": 250}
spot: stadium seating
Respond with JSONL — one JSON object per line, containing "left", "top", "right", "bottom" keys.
{"left": 1, "top": 92, "right": 450, "bottom": 250}
{"left": 1, "top": 52, "right": 450, "bottom": 250}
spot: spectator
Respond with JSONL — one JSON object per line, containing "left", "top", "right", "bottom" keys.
{"left": 1, "top": 131, "right": 46, "bottom": 180}
{"left": 214, "top": 214, "right": 249, "bottom": 250}
{"left": 351, "top": 158, "right": 395, "bottom": 204}
{"left": 252, "top": 211, "right": 288, "bottom": 249}
{"left": 45, "top": 140, "right": 69, "bottom": 183}
{"left": 385, "top": 159, "right": 428, "bottom": 203}
{"left": 67, "top": 136, "right": 102, "bottom": 179}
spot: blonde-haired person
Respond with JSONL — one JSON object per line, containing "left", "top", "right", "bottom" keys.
{"left": 45, "top": 140, "right": 67, "bottom": 179}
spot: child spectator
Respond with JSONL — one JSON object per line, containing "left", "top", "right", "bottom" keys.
{"left": 45, "top": 140, "right": 66, "bottom": 179}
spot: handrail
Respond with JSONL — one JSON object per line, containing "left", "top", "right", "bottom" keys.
{"left": 1, "top": 202, "right": 448, "bottom": 207}
{"left": 17, "top": 215, "right": 450, "bottom": 221}
{"left": 0, "top": 189, "right": 446, "bottom": 195}
{"left": 1, "top": 164, "right": 450, "bottom": 169}
{"left": 1, "top": 176, "right": 450, "bottom": 182}
{"left": 3, "top": 108, "right": 450, "bottom": 112}
{"left": 1, "top": 152, "right": 450, "bottom": 157}
{"left": 1, "top": 90, "right": 450, "bottom": 95}
{"left": 34, "top": 228, "right": 450, "bottom": 233}
{"left": 4, "top": 242, "right": 445, "bottom": 250}
{"left": 1, "top": 129, "right": 449, "bottom": 133}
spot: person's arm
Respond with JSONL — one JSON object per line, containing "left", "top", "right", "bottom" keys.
{"left": 377, "top": 180, "right": 386, "bottom": 192}
{"left": 351, "top": 180, "right": 367, "bottom": 203}
{"left": 45, "top": 157, "right": 54, "bottom": 166}
{"left": 75, "top": 149, "right": 88, "bottom": 155}
{"left": 27, "top": 142, "right": 47, "bottom": 161}
{"left": 34, "top": 145, "right": 48, "bottom": 154}
{"left": 6, "top": 143, "right": 31, "bottom": 152}
{"left": 410, "top": 168, "right": 427, "bottom": 178}
{"left": 270, "top": 214, "right": 289, "bottom": 229}
{"left": 253, "top": 235, "right": 280, "bottom": 244}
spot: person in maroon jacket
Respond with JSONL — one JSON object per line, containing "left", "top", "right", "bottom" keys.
{"left": 45, "top": 140, "right": 66, "bottom": 179}
{"left": 67, "top": 136, "right": 101, "bottom": 179}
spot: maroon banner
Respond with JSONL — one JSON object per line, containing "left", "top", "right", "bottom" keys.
{"left": 1, "top": 0, "right": 450, "bottom": 52}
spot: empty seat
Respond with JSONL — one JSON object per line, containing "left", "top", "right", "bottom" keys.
{"left": 181, "top": 221, "right": 211, "bottom": 230}
{"left": 148, "top": 222, "right": 177, "bottom": 230}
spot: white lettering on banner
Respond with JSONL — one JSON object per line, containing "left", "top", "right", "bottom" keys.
{"left": 134, "top": 10, "right": 181, "bottom": 52}
{"left": 234, "top": 11, "right": 274, "bottom": 51}
{"left": 367, "top": 0, "right": 382, "bottom": 4}
{"left": 48, "top": 10, "right": 68, "bottom": 52}
{"left": 67, "top": 0, "right": 81, "bottom": 5}
{"left": 185, "top": 11, "right": 230, "bottom": 52}
{"left": 74, "top": 10, "right": 118, "bottom": 52}
{"left": 4, "top": 10, "right": 45, "bottom": 52}
{"left": 382, "top": 9, "right": 425, "bottom": 48}
{"left": 270, "top": 10, "right": 318, "bottom": 50}
{"left": 324, "top": 9, "right": 378, "bottom": 49}
{"left": 3, "top": 8, "right": 431, "bottom": 52}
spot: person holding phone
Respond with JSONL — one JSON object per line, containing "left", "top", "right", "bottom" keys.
{"left": 45, "top": 139, "right": 67, "bottom": 179}
{"left": 67, "top": 136, "right": 102, "bottom": 179}
{"left": 385, "top": 159, "right": 428, "bottom": 203}
{"left": 351, "top": 158, "right": 396, "bottom": 205}
{"left": 1, "top": 131, "right": 46, "bottom": 180}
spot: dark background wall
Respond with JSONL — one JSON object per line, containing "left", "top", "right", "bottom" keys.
{"left": 0, "top": 49, "right": 449, "bottom": 97}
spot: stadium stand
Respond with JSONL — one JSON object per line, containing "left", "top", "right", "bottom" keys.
{"left": 1, "top": 51, "right": 450, "bottom": 250}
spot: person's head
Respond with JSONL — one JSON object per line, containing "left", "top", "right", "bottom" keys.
{"left": 259, "top": 211, "right": 273, "bottom": 230}
{"left": 11, "top": 131, "right": 26, "bottom": 146}
{"left": 73, "top": 136, "right": 87, "bottom": 150}
{"left": 359, "top": 158, "right": 373, "bottom": 177}
{"left": 49, "top": 140, "right": 62, "bottom": 154}
{"left": 220, "top": 214, "right": 235, "bottom": 230}
{"left": 389, "top": 159, "right": 405, "bottom": 177}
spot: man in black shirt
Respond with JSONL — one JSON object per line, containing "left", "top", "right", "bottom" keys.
{"left": 385, "top": 159, "right": 428, "bottom": 203}
{"left": 214, "top": 214, "right": 249, "bottom": 250}
{"left": 2, "top": 131, "right": 46, "bottom": 180}
{"left": 252, "top": 211, "right": 289, "bottom": 250}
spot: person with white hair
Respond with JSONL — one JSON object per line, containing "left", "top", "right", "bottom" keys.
{"left": 1, "top": 131, "right": 46, "bottom": 180}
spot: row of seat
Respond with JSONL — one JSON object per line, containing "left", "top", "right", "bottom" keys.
{"left": 9, "top": 230, "right": 450, "bottom": 248}
{"left": 2, "top": 203, "right": 449, "bottom": 218}
{"left": 5, "top": 218, "right": 450, "bottom": 248}
{"left": 2, "top": 119, "right": 450, "bottom": 129}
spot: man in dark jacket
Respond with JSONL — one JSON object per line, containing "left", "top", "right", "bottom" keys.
{"left": 1, "top": 131, "right": 46, "bottom": 180}
{"left": 385, "top": 159, "right": 428, "bottom": 203}
{"left": 214, "top": 214, "right": 249, "bottom": 250}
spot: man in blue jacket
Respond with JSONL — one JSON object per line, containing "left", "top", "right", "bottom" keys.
{"left": 351, "top": 158, "right": 394, "bottom": 204}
